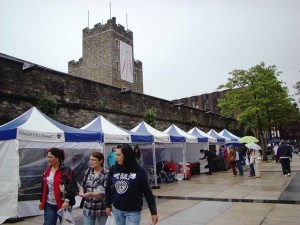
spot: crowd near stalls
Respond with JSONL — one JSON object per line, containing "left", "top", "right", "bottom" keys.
{"left": 2, "top": 107, "right": 277, "bottom": 223}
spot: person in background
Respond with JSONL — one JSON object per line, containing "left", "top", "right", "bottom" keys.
{"left": 107, "top": 147, "right": 117, "bottom": 169}
{"left": 253, "top": 149, "right": 263, "bottom": 178}
{"left": 228, "top": 146, "right": 237, "bottom": 177}
{"left": 79, "top": 151, "right": 109, "bottom": 225}
{"left": 133, "top": 146, "right": 144, "bottom": 166}
{"left": 247, "top": 148, "right": 255, "bottom": 177}
{"left": 156, "top": 160, "right": 174, "bottom": 183}
{"left": 199, "top": 149, "right": 215, "bottom": 175}
{"left": 105, "top": 144, "right": 158, "bottom": 225}
{"left": 276, "top": 139, "right": 293, "bottom": 176}
{"left": 273, "top": 144, "right": 279, "bottom": 164}
{"left": 235, "top": 147, "right": 244, "bottom": 176}
{"left": 219, "top": 145, "right": 229, "bottom": 170}
{"left": 39, "top": 148, "right": 78, "bottom": 225}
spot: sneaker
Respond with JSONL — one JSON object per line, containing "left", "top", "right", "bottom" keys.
{"left": 283, "top": 174, "right": 287, "bottom": 177}
{"left": 287, "top": 173, "right": 291, "bottom": 176}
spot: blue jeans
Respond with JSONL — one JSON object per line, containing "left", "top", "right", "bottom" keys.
{"left": 44, "top": 203, "right": 59, "bottom": 225}
{"left": 84, "top": 215, "right": 107, "bottom": 225}
{"left": 112, "top": 206, "right": 141, "bottom": 225}
{"left": 236, "top": 160, "right": 243, "bottom": 175}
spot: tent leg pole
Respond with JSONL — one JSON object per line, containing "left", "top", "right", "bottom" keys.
{"left": 152, "top": 142, "right": 160, "bottom": 189}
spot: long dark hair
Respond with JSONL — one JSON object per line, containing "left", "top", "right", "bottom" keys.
{"left": 133, "top": 146, "right": 141, "bottom": 160}
{"left": 116, "top": 144, "right": 139, "bottom": 173}
{"left": 47, "top": 147, "right": 65, "bottom": 165}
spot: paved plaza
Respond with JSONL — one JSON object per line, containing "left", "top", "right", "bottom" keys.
{"left": 4, "top": 155, "right": 300, "bottom": 225}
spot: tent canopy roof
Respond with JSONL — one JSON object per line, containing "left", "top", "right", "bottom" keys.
{"left": 207, "top": 129, "right": 230, "bottom": 143}
{"left": 188, "top": 127, "right": 214, "bottom": 142}
{"left": 0, "top": 107, "right": 101, "bottom": 142}
{"left": 131, "top": 122, "right": 170, "bottom": 143}
{"left": 219, "top": 129, "right": 240, "bottom": 141}
{"left": 164, "top": 124, "right": 198, "bottom": 143}
{"left": 81, "top": 116, "right": 153, "bottom": 143}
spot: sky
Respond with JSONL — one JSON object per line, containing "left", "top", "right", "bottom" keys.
{"left": 1, "top": 0, "right": 299, "bottom": 102}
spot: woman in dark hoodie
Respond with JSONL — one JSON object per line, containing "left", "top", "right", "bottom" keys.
{"left": 105, "top": 144, "right": 158, "bottom": 225}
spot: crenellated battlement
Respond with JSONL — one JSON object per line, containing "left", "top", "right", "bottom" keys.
{"left": 68, "top": 57, "right": 82, "bottom": 69}
{"left": 83, "top": 17, "right": 133, "bottom": 39}
{"left": 134, "top": 60, "right": 142, "bottom": 69}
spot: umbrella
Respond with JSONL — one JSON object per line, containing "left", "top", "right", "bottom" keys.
{"left": 245, "top": 142, "right": 262, "bottom": 150}
{"left": 225, "top": 141, "right": 243, "bottom": 147}
{"left": 267, "top": 138, "right": 280, "bottom": 144}
{"left": 239, "top": 136, "right": 259, "bottom": 144}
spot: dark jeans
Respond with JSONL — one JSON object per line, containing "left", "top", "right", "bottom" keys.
{"left": 280, "top": 158, "right": 291, "bottom": 175}
{"left": 207, "top": 159, "right": 213, "bottom": 174}
{"left": 44, "top": 203, "right": 60, "bottom": 225}
{"left": 236, "top": 160, "right": 243, "bottom": 175}
{"left": 249, "top": 164, "right": 255, "bottom": 176}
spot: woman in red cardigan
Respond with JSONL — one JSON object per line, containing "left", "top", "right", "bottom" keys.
{"left": 39, "top": 148, "right": 78, "bottom": 225}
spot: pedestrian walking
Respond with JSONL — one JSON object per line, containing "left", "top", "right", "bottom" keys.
{"left": 276, "top": 140, "right": 293, "bottom": 176}
{"left": 39, "top": 148, "right": 78, "bottom": 225}
{"left": 105, "top": 144, "right": 158, "bottom": 225}
{"left": 79, "top": 151, "right": 109, "bottom": 225}
{"left": 228, "top": 146, "right": 237, "bottom": 177}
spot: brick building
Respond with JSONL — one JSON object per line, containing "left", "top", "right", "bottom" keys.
{"left": 173, "top": 90, "right": 228, "bottom": 114}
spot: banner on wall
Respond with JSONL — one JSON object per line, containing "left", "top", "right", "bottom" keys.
{"left": 120, "top": 41, "right": 133, "bottom": 83}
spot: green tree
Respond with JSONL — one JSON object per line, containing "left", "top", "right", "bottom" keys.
{"left": 144, "top": 107, "right": 157, "bottom": 128}
{"left": 294, "top": 81, "right": 300, "bottom": 96}
{"left": 218, "top": 62, "right": 298, "bottom": 158}
{"left": 190, "top": 116, "right": 198, "bottom": 127}
{"left": 37, "top": 92, "right": 58, "bottom": 120}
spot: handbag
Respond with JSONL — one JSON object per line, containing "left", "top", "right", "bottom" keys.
{"left": 105, "top": 213, "right": 116, "bottom": 225}
{"left": 60, "top": 166, "right": 79, "bottom": 206}
{"left": 58, "top": 207, "right": 75, "bottom": 225}
{"left": 245, "top": 158, "right": 250, "bottom": 166}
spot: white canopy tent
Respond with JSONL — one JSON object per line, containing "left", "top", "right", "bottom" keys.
{"left": 81, "top": 116, "right": 154, "bottom": 168}
{"left": 218, "top": 129, "right": 240, "bottom": 141}
{"left": 0, "top": 107, "right": 102, "bottom": 222}
{"left": 131, "top": 122, "right": 173, "bottom": 187}
{"left": 163, "top": 124, "right": 200, "bottom": 178}
{"left": 188, "top": 127, "right": 220, "bottom": 173}
{"left": 218, "top": 129, "right": 242, "bottom": 147}
{"left": 207, "top": 129, "right": 230, "bottom": 144}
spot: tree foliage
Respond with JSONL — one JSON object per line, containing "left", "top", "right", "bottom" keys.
{"left": 37, "top": 92, "right": 58, "bottom": 120}
{"left": 190, "top": 116, "right": 199, "bottom": 127}
{"left": 218, "top": 62, "right": 298, "bottom": 155}
{"left": 294, "top": 81, "right": 300, "bottom": 96}
{"left": 144, "top": 107, "right": 157, "bottom": 128}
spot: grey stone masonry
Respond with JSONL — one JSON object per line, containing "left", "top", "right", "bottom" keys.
{"left": 68, "top": 17, "right": 143, "bottom": 94}
{"left": 1, "top": 53, "right": 237, "bottom": 133}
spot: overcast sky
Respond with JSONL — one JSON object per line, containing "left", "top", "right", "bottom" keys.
{"left": 1, "top": 0, "right": 299, "bottom": 102}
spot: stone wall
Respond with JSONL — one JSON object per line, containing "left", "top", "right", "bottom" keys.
{"left": 0, "top": 54, "right": 237, "bottom": 133}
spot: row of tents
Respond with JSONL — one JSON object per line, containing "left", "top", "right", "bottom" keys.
{"left": 0, "top": 107, "right": 242, "bottom": 223}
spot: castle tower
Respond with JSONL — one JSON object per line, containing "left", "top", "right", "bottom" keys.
{"left": 68, "top": 17, "right": 143, "bottom": 93}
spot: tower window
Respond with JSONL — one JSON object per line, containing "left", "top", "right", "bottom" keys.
{"left": 115, "top": 39, "right": 119, "bottom": 48}
{"left": 116, "top": 61, "right": 119, "bottom": 70}
{"left": 134, "top": 73, "right": 137, "bottom": 82}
